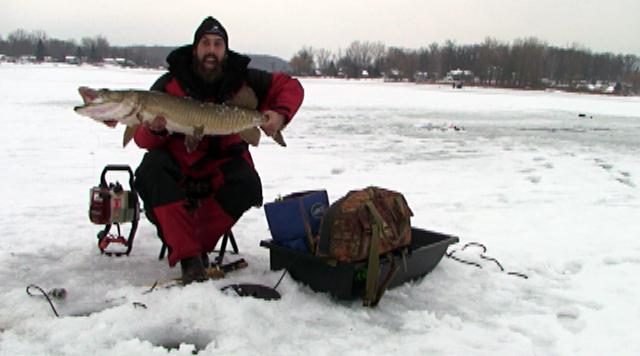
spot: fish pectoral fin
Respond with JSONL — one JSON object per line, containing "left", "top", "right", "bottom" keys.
{"left": 183, "top": 126, "right": 204, "bottom": 153}
{"left": 122, "top": 125, "right": 138, "bottom": 147}
{"left": 184, "top": 135, "right": 200, "bottom": 153}
{"left": 272, "top": 130, "right": 286, "bottom": 147}
{"left": 194, "top": 125, "right": 204, "bottom": 140}
{"left": 239, "top": 127, "right": 261, "bottom": 147}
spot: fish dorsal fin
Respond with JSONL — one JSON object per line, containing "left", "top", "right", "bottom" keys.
{"left": 226, "top": 86, "right": 258, "bottom": 109}
{"left": 228, "top": 86, "right": 287, "bottom": 147}
{"left": 122, "top": 125, "right": 137, "bottom": 147}
{"left": 239, "top": 127, "right": 261, "bottom": 146}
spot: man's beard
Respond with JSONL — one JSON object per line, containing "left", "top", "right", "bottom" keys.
{"left": 192, "top": 54, "right": 224, "bottom": 83}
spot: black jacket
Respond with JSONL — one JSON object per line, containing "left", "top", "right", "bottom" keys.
{"left": 152, "top": 45, "right": 272, "bottom": 105}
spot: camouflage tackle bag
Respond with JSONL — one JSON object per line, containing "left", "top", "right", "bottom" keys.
{"left": 316, "top": 186, "right": 413, "bottom": 306}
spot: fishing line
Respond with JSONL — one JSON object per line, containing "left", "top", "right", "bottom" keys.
{"left": 446, "top": 242, "right": 528, "bottom": 279}
{"left": 26, "top": 284, "right": 63, "bottom": 317}
{"left": 273, "top": 255, "right": 301, "bottom": 290}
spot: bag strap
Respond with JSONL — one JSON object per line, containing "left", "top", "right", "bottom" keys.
{"left": 375, "top": 253, "right": 399, "bottom": 304}
{"left": 392, "top": 195, "right": 411, "bottom": 241}
{"left": 365, "top": 201, "right": 386, "bottom": 228}
{"left": 298, "top": 198, "right": 316, "bottom": 252}
{"left": 363, "top": 221, "right": 400, "bottom": 307}
{"left": 364, "top": 223, "right": 381, "bottom": 307}
{"left": 365, "top": 201, "right": 403, "bottom": 245}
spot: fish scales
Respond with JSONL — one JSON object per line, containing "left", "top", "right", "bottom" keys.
{"left": 139, "top": 91, "right": 264, "bottom": 135}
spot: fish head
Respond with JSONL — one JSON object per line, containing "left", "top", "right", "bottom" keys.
{"left": 74, "top": 87, "right": 139, "bottom": 124}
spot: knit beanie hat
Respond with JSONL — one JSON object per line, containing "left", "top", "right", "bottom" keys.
{"left": 193, "top": 16, "right": 228, "bottom": 48}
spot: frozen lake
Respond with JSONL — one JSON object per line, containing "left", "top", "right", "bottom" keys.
{"left": 1, "top": 63, "right": 639, "bottom": 355}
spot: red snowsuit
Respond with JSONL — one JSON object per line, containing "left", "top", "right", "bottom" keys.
{"left": 134, "top": 46, "right": 303, "bottom": 266}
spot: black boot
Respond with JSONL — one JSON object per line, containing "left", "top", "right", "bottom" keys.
{"left": 180, "top": 256, "right": 206, "bottom": 285}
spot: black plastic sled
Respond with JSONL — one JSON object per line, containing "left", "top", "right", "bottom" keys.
{"left": 260, "top": 227, "right": 459, "bottom": 300}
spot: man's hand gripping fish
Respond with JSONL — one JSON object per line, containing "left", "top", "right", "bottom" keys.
{"left": 74, "top": 86, "right": 286, "bottom": 151}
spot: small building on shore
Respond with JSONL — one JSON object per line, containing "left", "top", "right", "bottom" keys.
{"left": 65, "top": 56, "right": 79, "bottom": 65}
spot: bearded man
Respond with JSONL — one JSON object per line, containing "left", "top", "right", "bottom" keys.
{"left": 133, "top": 16, "right": 304, "bottom": 283}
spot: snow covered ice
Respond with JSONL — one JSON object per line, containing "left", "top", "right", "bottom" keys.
{"left": 1, "top": 63, "right": 639, "bottom": 355}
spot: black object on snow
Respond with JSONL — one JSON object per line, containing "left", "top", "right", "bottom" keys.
{"left": 260, "top": 227, "right": 459, "bottom": 300}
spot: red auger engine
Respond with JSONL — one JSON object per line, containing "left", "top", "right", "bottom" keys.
{"left": 89, "top": 165, "right": 140, "bottom": 256}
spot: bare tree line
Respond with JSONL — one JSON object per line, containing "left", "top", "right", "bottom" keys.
{"left": 0, "top": 29, "right": 172, "bottom": 67}
{"left": 2, "top": 29, "right": 639, "bottom": 94}
{"left": 0, "top": 29, "right": 291, "bottom": 72}
{"left": 290, "top": 38, "right": 640, "bottom": 94}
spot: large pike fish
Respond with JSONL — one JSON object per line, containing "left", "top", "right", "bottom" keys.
{"left": 74, "top": 86, "right": 285, "bottom": 151}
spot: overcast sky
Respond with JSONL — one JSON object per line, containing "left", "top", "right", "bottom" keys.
{"left": 1, "top": 0, "right": 638, "bottom": 59}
